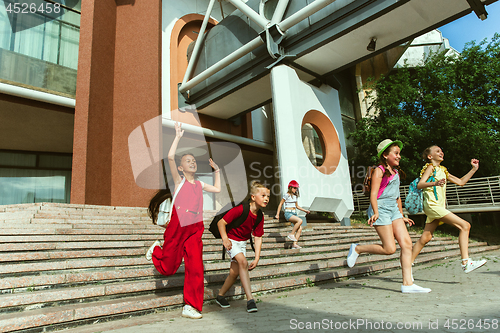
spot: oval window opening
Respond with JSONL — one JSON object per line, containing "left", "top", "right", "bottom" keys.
{"left": 301, "top": 110, "right": 341, "bottom": 175}
{"left": 301, "top": 123, "right": 325, "bottom": 167}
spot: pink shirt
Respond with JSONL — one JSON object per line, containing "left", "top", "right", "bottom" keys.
{"left": 377, "top": 165, "right": 397, "bottom": 199}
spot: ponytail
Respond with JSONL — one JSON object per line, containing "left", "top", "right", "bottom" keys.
{"left": 148, "top": 189, "right": 172, "bottom": 225}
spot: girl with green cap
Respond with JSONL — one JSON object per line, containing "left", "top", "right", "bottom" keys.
{"left": 347, "top": 139, "right": 431, "bottom": 293}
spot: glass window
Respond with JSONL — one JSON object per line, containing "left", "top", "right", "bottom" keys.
{"left": 1, "top": 0, "right": 81, "bottom": 69}
{"left": 0, "top": 0, "right": 80, "bottom": 95}
{"left": 0, "top": 168, "right": 71, "bottom": 204}
{"left": 301, "top": 123, "right": 324, "bottom": 167}
{"left": 0, "top": 150, "right": 72, "bottom": 205}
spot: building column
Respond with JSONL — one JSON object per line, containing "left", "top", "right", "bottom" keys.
{"left": 72, "top": 0, "right": 161, "bottom": 207}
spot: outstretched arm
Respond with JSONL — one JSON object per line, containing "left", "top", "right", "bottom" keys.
{"left": 295, "top": 202, "right": 310, "bottom": 214}
{"left": 168, "top": 122, "right": 184, "bottom": 189}
{"left": 203, "top": 158, "right": 221, "bottom": 193}
{"left": 448, "top": 159, "right": 479, "bottom": 186}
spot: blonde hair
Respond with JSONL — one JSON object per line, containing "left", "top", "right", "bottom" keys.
{"left": 422, "top": 145, "right": 438, "bottom": 163}
{"left": 249, "top": 180, "right": 267, "bottom": 195}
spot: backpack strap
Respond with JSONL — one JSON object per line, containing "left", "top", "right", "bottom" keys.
{"left": 428, "top": 167, "right": 439, "bottom": 200}
{"left": 421, "top": 164, "right": 439, "bottom": 201}
{"left": 249, "top": 209, "right": 264, "bottom": 253}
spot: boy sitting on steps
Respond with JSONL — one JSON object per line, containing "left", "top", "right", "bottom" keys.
{"left": 216, "top": 181, "right": 269, "bottom": 313}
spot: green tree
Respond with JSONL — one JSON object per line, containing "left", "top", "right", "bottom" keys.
{"left": 350, "top": 33, "right": 500, "bottom": 183}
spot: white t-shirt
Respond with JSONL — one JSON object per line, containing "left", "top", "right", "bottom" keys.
{"left": 282, "top": 193, "right": 297, "bottom": 209}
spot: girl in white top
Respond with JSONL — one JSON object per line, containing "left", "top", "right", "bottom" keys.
{"left": 275, "top": 180, "right": 310, "bottom": 249}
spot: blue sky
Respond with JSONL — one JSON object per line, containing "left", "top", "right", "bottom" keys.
{"left": 438, "top": 1, "right": 500, "bottom": 52}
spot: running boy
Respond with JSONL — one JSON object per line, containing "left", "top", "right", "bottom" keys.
{"left": 215, "top": 181, "right": 269, "bottom": 313}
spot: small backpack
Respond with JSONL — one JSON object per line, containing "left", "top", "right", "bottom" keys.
{"left": 209, "top": 201, "right": 264, "bottom": 259}
{"left": 404, "top": 166, "right": 438, "bottom": 215}
{"left": 362, "top": 165, "right": 378, "bottom": 197}
{"left": 404, "top": 178, "right": 423, "bottom": 214}
{"left": 156, "top": 178, "right": 186, "bottom": 226}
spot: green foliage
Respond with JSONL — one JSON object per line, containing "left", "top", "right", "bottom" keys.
{"left": 350, "top": 34, "right": 500, "bottom": 183}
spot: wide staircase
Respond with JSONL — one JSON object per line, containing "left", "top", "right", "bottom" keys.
{"left": 1, "top": 203, "right": 498, "bottom": 332}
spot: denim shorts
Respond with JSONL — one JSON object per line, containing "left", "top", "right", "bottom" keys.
{"left": 284, "top": 211, "right": 297, "bottom": 221}
{"left": 367, "top": 200, "right": 403, "bottom": 226}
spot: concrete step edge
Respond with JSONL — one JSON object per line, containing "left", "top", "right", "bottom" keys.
{"left": 1, "top": 245, "right": 498, "bottom": 332}
{"left": 1, "top": 242, "right": 491, "bottom": 296}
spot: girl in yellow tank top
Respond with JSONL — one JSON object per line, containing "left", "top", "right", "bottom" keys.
{"left": 411, "top": 145, "right": 486, "bottom": 274}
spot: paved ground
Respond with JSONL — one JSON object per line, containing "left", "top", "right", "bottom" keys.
{"left": 64, "top": 249, "right": 500, "bottom": 333}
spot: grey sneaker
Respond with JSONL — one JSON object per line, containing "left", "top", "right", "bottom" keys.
{"left": 247, "top": 299, "right": 258, "bottom": 313}
{"left": 216, "top": 295, "right": 230, "bottom": 308}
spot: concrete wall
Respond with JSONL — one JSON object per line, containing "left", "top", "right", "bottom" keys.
{"left": 271, "top": 65, "right": 353, "bottom": 220}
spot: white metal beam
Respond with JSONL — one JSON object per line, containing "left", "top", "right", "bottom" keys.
{"left": 225, "top": 0, "right": 270, "bottom": 29}
{"left": 181, "top": 0, "right": 218, "bottom": 88}
{"left": 162, "top": 117, "right": 273, "bottom": 151}
{"left": 278, "top": 0, "right": 337, "bottom": 31}
{"left": 271, "top": 0, "right": 291, "bottom": 25}
{"left": 0, "top": 82, "right": 75, "bottom": 108}
{"left": 179, "top": 36, "right": 264, "bottom": 94}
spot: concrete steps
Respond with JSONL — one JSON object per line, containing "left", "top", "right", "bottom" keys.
{"left": 0, "top": 203, "right": 498, "bottom": 332}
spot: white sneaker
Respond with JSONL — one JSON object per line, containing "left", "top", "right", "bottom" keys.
{"left": 462, "top": 259, "right": 487, "bottom": 273}
{"left": 287, "top": 234, "right": 297, "bottom": 242}
{"left": 401, "top": 284, "right": 431, "bottom": 293}
{"left": 346, "top": 243, "right": 359, "bottom": 268}
{"left": 182, "top": 304, "right": 202, "bottom": 319}
{"left": 145, "top": 240, "right": 161, "bottom": 261}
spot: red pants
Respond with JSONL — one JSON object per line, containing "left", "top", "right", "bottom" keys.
{"left": 152, "top": 213, "right": 204, "bottom": 312}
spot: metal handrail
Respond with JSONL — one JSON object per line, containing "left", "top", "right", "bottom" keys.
{"left": 352, "top": 175, "right": 500, "bottom": 213}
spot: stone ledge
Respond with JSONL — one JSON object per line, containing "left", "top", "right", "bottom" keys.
{"left": 1, "top": 245, "right": 498, "bottom": 332}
